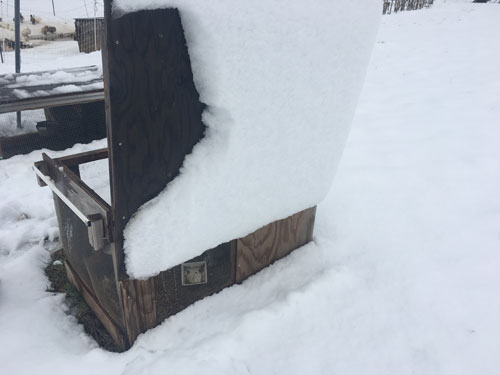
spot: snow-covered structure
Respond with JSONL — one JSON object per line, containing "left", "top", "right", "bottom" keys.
{"left": 118, "top": 0, "right": 381, "bottom": 279}
{"left": 34, "top": 0, "right": 379, "bottom": 350}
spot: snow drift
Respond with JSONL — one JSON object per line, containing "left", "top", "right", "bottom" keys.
{"left": 114, "top": 0, "right": 381, "bottom": 278}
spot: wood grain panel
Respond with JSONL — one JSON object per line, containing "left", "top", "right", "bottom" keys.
{"left": 119, "top": 278, "right": 156, "bottom": 345}
{"left": 236, "top": 207, "right": 316, "bottom": 283}
{"left": 102, "top": 2, "right": 206, "bottom": 280}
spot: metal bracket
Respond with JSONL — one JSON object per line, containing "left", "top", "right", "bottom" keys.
{"left": 88, "top": 214, "right": 106, "bottom": 251}
{"left": 33, "top": 163, "right": 107, "bottom": 251}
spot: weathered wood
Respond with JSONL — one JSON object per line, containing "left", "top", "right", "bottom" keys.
{"left": 0, "top": 66, "right": 103, "bottom": 114}
{"left": 102, "top": 3, "right": 206, "bottom": 280}
{"left": 56, "top": 147, "right": 108, "bottom": 167}
{"left": 236, "top": 207, "right": 316, "bottom": 283}
{"left": 65, "top": 260, "right": 127, "bottom": 350}
{"left": 119, "top": 278, "right": 157, "bottom": 345}
{"left": 119, "top": 241, "right": 236, "bottom": 344}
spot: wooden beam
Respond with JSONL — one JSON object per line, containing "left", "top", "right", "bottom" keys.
{"left": 119, "top": 278, "right": 157, "bottom": 345}
{"left": 56, "top": 147, "right": 108, "bottom": 167}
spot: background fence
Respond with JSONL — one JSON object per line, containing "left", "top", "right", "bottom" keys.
{"left": 0, "top": 0, "right": 104, "bottom": 66}
{"left": 383, "top": 0, "right": 433, "bottom": 14}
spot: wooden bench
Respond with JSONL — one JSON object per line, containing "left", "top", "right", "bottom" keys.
{"left": 0, "top": 66, "right": 105, "bottom": 158}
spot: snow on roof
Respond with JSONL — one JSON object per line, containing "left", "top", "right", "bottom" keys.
{"left": 114, "top": 0, "right": 381, "bottom": 279}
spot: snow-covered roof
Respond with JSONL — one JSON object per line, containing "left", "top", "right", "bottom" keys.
{"left": 115, "top": 0, "right": 381, "bottom": 278}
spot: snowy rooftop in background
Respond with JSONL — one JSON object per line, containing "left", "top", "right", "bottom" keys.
{"left": 113, "top": 0, "right": 381, "bottom": 278}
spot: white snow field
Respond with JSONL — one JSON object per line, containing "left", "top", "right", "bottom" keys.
{"left": 0, "top": 1, "right": 499, "bottom": 374}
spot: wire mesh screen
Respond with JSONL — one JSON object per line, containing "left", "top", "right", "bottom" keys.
{"left": 74, "top": 17, "right": 104, "bottom": 53}
{"left": 0, "top": 101, "right": 106, "bottom": 159}
{"left": 0, "top": 109, "right": 44, "bottom": 137}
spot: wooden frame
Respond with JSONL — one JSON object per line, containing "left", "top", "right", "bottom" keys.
{"left": 34, "top": 3, "right": 317, "bottom": 351}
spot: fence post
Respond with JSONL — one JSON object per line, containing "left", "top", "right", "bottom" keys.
{"left": 14, "top": 0, "right": 21, "bottom": 128}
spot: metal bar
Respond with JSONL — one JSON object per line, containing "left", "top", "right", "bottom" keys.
{"left": 14, "top": 0, "right": 21, "bottom": 128}
{"left": 14, "top": 0, "right": 20, "bottom": 73}
{"left": 33, "top": 164, "right": 92, "bottom": 226}
{"left": 0, "top": 89, "right": 104, "bottom": 114}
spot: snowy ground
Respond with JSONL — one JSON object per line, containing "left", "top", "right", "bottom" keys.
{"left": 0, "top": 2, "right": 499, "bottom": 374}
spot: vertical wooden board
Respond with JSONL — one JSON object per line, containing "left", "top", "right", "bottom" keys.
{"left": 102, "top": 2, "right": 206, "bottom": 279}
{"left": 236, "top": 207, "right": 317, "bottom": 283}
{"left": 120, "top": 278, "right": 156, "bottom": 345}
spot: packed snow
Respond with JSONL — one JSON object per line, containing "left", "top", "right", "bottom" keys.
{"left": 7, "top": 68, "right": 102, "bottom": 88}
{"left": 0, "top": 1, "right": 499, "bottom": 374}
{"left": 116, "top": 0, "right": 381, "bottom": 278}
